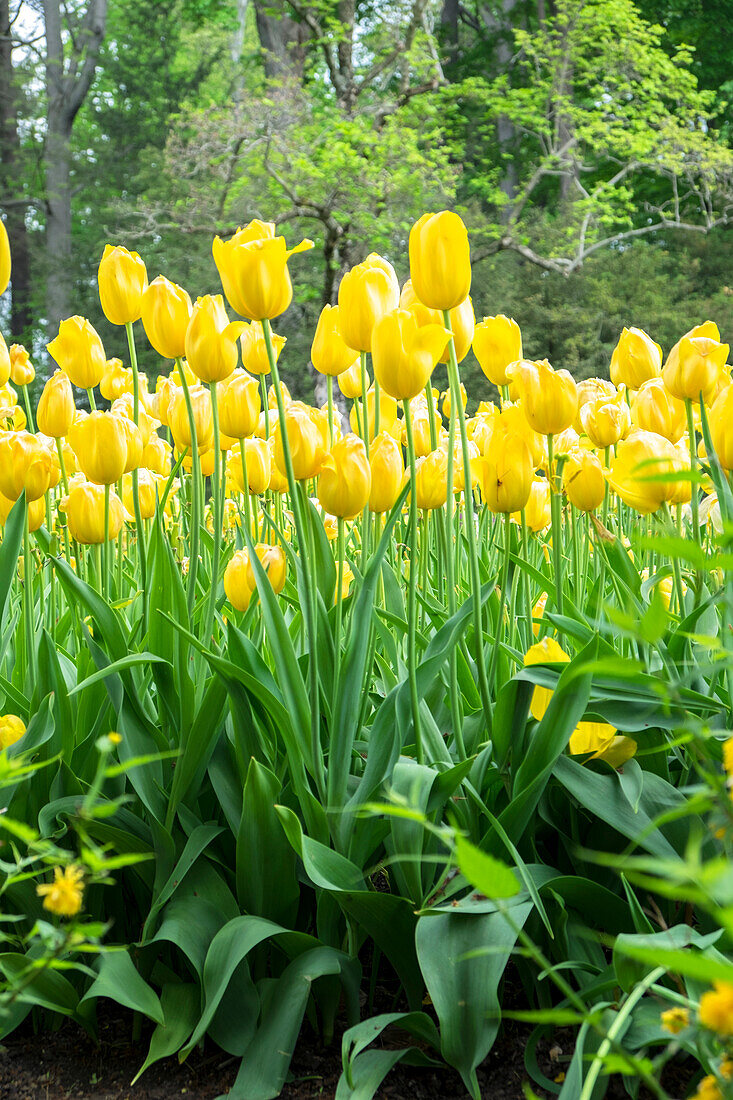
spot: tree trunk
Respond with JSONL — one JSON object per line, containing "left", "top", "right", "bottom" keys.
{"left": 0, "top": 0, "right": 32, "bottom": 340}
{"left": 230, "top": 0, "right": 250, "bottom": 108}
{"left": 42, "top": 0, "right": 107, "bottom": 330}
{"left": 481, "top": 0, "right": 520, "bottom": 209}
{"left": 253, "top": 0, "right": 309, "bottom": 80}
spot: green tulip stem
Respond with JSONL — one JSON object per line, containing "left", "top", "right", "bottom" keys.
{"left": 547, "top": 434, "right": 564, "bottom": 616}
{"left": 443, "top": 309, "right": 492, "bottom": 736}
{"left": 260, "top": 375, "right": 270, "bottom": 439}
{"left": 204, "top": 380, "right": 222, "bottom": 645}
{"left": 442, "top": 357, "right": 463, "bottom": 753}
{"left": 685, "top": 397, "right": 700, "bottom": 545}
{"left": 373, "top": 376, "right": 381, "bottom": 437}
{"left": 103, "top": 482, "right": 111, "bottom": 601}
{"left": 238, "top": 438, "right": 252, "bottom": 540}
{"left": 125, "top": 322, "right": 148, "bottom": 632}
{"left": 175, "top": 358, "right": 201, "bottom": 618}
{"left": 262, "top": 318, "right": 325, "bottom": 803}
{"left": 402, "top": 399, "right": 424, "bottom": 765}
{"left": 359, "top": 351, "right": 370, "bottom": 449}
{"left": 489, "top": 511, "right": 512, "bottom": 692}
{"left": 22, "top": 498, "right": 36, "bottom": 694}
{"left": 21, "top": 385, "right": 35, "bottom": 433}
{"left": 335, "top": 516, "right": 345, "bottom": 664}
{"left": 86, "top": 387, "right": 97, "bottom": 411}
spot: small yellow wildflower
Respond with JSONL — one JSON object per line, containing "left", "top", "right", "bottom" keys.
{"left": 692, "top": 1075, "right": 723, "bottom": 1100}
{"left": 661, "top": 1006, "right": 689, "bottom": 1034}
{"left": 108, "top": 732, "right": 122, "bottom": 745}
{"left": 699, "top": 982, "right": 733, "bottom": 1036}
{"left": 36, "top": 864, "right": 84, "bottom": 918}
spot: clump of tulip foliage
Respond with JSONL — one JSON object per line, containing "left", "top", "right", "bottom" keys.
{"left": 1, "top": 214, "right": 733, "bottom": 1100}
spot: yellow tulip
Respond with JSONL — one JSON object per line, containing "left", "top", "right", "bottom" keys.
{"left": 66, "top": 481, "right": 125, "bottom": 543}
{"left": 662, "top": 322, "right": 729, "bottom": 402}
{"left": 47, "top": 316, "right": 107, "bottom": 390}
{"left": 9, "top": 344, "right": 34, "bottom": 387}
{"left": 224, "top": 544, "right": 287, "bottom": 610}
{"left": 516, "top": 476, "right": 551, "bottom": 531}
{"left": 169, "top": 385, "right": 214, "bottom": 454}
{"left": 240, "top": 321, "right": 285, "bottom": 376}
{"left": 524, "top": 637, "right": 570, "bottom": 721}
{"left": 213, "top": 220, "right": 313, "bottom": 321}
{"left": 409, "top": 211, "right": 471, "bottom": 311}
{"left": 508, "top": 359, "right": 577, "bottom": 437}
{"left": 318, "top": 434, "right": 371, "bottom": 519}
{"left": 0, "top": 432, "right": 56, "bottom": 502}
{"left": 273, "top": 402, "right": 326, "bottom": 481}
{"left": 413, "top": 448, "right": 448, "bottom": 510}
{"left": 185, "top": 294, "right": 245, "bottom": 384}
{"left": 349, "top": 386, "right": 401, "bottom": 442}
{"left": 0, "top": 712, "right": 26, "bottom": 750}
{"left": 99, "top": 358, "right": 133, "bottom": 402}
{"left": 632, "top": 378, "right": 686, "bottom": 444}
{"left": 311, "top": 304, "right": 359, "bottom": 376}
{"left": 563, "top": 449, "right": 605, "bottom": 512}
{"left": 122, "top": 469, "right": 159, "bottom": 520}
{"left": 228, "top": 437, "right": 271, "bottom": 495}
{"left": 708, "top": 384, "right": 733, "bottom": 470}
{"left": 473, "top": 315, "right": 522, "bottom": 387}
{"left": 610, "top": 327, "right": 662, "bottom": 390}
{"left": 37, "top": 370, "right": 75, "bottom": 439}
{"left": 0, "top": 332, "right": 10, "bottom": 387}
{"left": 98, "top": 244, "right": 148, "bottom": 326}
{"left": 481, "top": 429, "right": 533, "bottom": 514}
{"left": 0, "top": 219, "right": 10, "bottom": 296}
{"left": 142, "top": 433, "right": 172, "bottom": 476}
{"left": 337, "top": 359, "right": 365, "bottom": 400}
{"left": 573, "top": 378, "right": 617, "bottom": 433}
{"left": 372, "top": 309, "right": 449, "bottom": 402}
{"left": 338, "top": 256, "right": 401, "bottom": 353}
{"left": 605, "top": 429, "right": 679, "bottom": 514}
{"left": 369, "top": 431, "right": 404, "bottom": 513}
{"left": 219, "top": 370, "right": 261, "bottom": 439}
{"left": 579, "top": 387, "right": 631, "bottom": 448}
{"left": 141, "top": 276, "right": 193, "bottom": 360}
{"left": 70, "top": 411, "right": 129, "bottom": 485}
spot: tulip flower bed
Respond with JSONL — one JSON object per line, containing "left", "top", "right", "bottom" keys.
{"left": 1, "top": 213, "right": 733, "bottom": 1100}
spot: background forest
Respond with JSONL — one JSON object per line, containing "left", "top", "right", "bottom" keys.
{"left": 1, "top": 0, "right": 732, "bottom": 403}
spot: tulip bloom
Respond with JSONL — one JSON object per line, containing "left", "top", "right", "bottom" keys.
{"left": 481, "top": 430, "right": 533, "bottom": 514}
{"left": 240, "top": 321, "right": 286, "bottom": 376}
{"left": 318, "top": 434, "right": 371, "bottom": 519}
{"left": 142, "top": 433, "right": 172, "bottom": 476}
{"left": 372, "top": 309, "right": 450, "bottom": 402}
{"left": 338, "top": 256, "right": 401, "bottom": 353}
{"left": 0, "top": 712, "right": 25, "bottom": 750}
{"left": 98, "top": 244, "right": 148, "bottom": 326}
{"left": 369, "top": 431, "right": 404, "bottom": 513}
{"left": 409, "top": 211, "right": 471, "bottom": 311}
{"left": 579, "top": 388, "right": 631, "bottom": 448}
{"left": 401, "top": 281, "right": 475, "bottom": 364}
{"left": 662, "top": 321, "right": 729, "bottom": 402}
{"left": 524, "top": 637, "right": 570, "bottom": 721}
{"left": 47, "top": 316, "right": 107, "bottom": 390}
{"left": 610, "top": 327, "right": 662, "bottom": 390}
{"left": 9, "top": 345, "right": 34, "bottom": 387}
{"left": 337, "top": 359, "right": 365, "bottom": 399}
{"left": 507, "top": 359, "right": 577, "bottom": 437}
{"left": 228, "top": 437, "right": 271, "bottom": 495}
{"left": 219, "top": 370, "right": 261, "bottom": 439}
{"left": 573, "top": 378, "right": 617, "bottom": 433}
{"left": 563, "top": 448, "right": 605, "bottom": 512}
{"left": 632, "top": 378, "right": 686, "bottom": 444}
{"left": 37, "top": 370, "right": 75, "bottom": 438}
{"left": 0, "top": 333, "right": 10, "bottom": 388}
{"left": 311, "top": 304, "right": 359, "bottom": 376}
{"left": 709, "top": 384, "right": 733, "bottom": 470}
{"left": 141, "top": 276, "right": 193, "bottom": 359}
{"left": 605, "top": 429, "right": 679, "bottom": 514}
{"left": 224, "top": 544, "right": 287, "bottom": 610}
{"left": 185, "top": 294, "right": 246, "bottom": 384}
{"left": 66, "top": 481, "right": 125, "bottom": 544}
{"left": 473, "top": 315, "right": 522, "bottom": 387}
{"left": 414, "top": 448, "right": 448, "bottom": 510}
{"left": 0, "top": 219, "right": 9, "bottom": 296}
{"left": 70, "top": 411, "right": 129, "bottom": 485}
{"left": 213, "top": 220, "right": 313, "bottom": 321}
{"left": 169, "top": 385, "right": 214, "bottom": 453}
{"left": 0, "top": 432, "right": 56, "bottom": 502}
{"left": 273, "top": 402, "right": 326, "bottom": 481}
{"left": 516, "top": 477, "right": 551, "bottom": 531}
{"left": 100, "top": 358, "right": 133, "bottom": 402}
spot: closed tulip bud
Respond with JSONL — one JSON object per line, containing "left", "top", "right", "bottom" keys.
{"left": 311, "top": 304, "right": 359, "bottom": 377}
{"left": 481, "top": 430, "right": 533, "bottom": 514}
{"left": 268, "top": 380, "right": 291, "bottom": 410}
{"left": 9, "top": 344, "right": 34, "bottom": 387}
{"left": 709, "top": 384, "right": 733, "bottom": 470}
{"left": 239, "top": 321, "right": 285, "bottom": 376}
{"left": 0, "top": 432, "right": 55, "bottom": 502}
{"left": 317, "top": 433, "right": 371, "bottom": 518}
{"left": 412, "top": 413, "right": 444, "bottom": 457}
{"left": 349, "top": 385, "right": 400, "bottom": 441}
{"left": 112, "top": 394, "right": 156, "bottom": 446}
{"left": 98, "top": 244, "right": 148, "bottom": 325}
{"left": 151, "top": 375, "right": 179, "bottom": 427}
{"left": 508, "top": 359, "right": 577, "bottom": 437}
{"left": 219, "top": 370, "right": 261, "bottom": 438}
{"left": 99, "top": 358, "right": 133, "bottom": 402}
{"left": 605, "top": 429, "right": 679, "bottom": 514}
{"left": 122, "top": 469, "right": 158, "bottom": 520}
{"left": 116, "top": 416, "right": 144, "bottom": 474}
{"left": 0, "top": 219, "right": 9, "bottom": 297}
{"left": 67, "top": 481, "right": 125, "bottom": 543}
{"left": 268, "top": 437, "right": 288, "bottom": 492}
{"left": 223, "top": 549, "right": 254, "bottom": 610}
{"left": 668, "top": 439, "right": 692, "bottom": 505}
{"left": 516, "top": 477, "right": 551, "bottom": 531}
{"left": 580, "top": 388, "right": 631, "bottom": 448}
{"left": 468, "top": 410, "right": 498, "bottom": 454}
{"left": 400, "top": 282, "right": 475, "bottom": 364}
{"left": 213, "top": 220, "right": 313, "bottom": 321}
{"left": 610, "top": 327, "right": 663, "bottom": 390}
{"left": 47, "top": 315, "right": 106, "bottom": 390}
{"left": 169, "top": 385, "right": 214, "bottom": 453}
{"left": 0, "top": 332, "right": 10, "bottom": 388}
{"left": 245, "top": 543, "right": 287, "bottom": 594}
{"left": 524, "top": 637, "right": 570, "bottom": 721}
{"left": 338, "top": 257, "right": 400, "bottom": 353}
{"left": 71, "top": 411, "right": 129, "bottom": 485}
{"left": 563, "top": 449, "right": 605, "bottom": 511}
{"left": 338, "top": 359, "right": 365, "bottom": 399}
{"left": 573, "top": 378, "right": 617, "bottom": 433}
{"left": 141, "top": 276, "right": 192, "bottom": 359}
{"left": 0, "top": 712, "right": 25, "bottom": 750}
{"left": 185, "top": 294, "right": 246, "bottom": 384}
{"left": 3, "top": 491, "right": 45, "bottom": 532}
{"left": 553, "top": 426, "right": 583, "bottom": 456}
{"left": 228, "top": 436, "right": 271, "bottom": 495}
{"left": 369, "top": 431, "right": 404, "bottom": 513}
{"left": 274, "top": 402, "right": 326, "bottom": 481}
{"left": 662, "top": 322, "right": 729, "bottom": 402}
{"left": 495, "top": 403, "right": 545, "bottom": 468}
{"left": 441, "top": 382, "right": 467, "bottom": 420}
{"left": 473, "top": 315, "right": 522, "bottom": 387}
{"left": 409, "top": 211, "right": 471, "bottom": 311}
{"left": 372, "top": 309, "right": 449, "bottom": 402}
{"left": 632, "top": 378, "right": 686, "bottom": 443}
{"left": 142, "top": 433, "right": 172, "bottom": 475}
{"left": 181, "top": 446, "right": 216, "bottom": 478}
{"left": 37, "top": 370, "right": 75, "bottom": 438}
{"left": 414, "top": 447, "right": 448, "bottom": 510}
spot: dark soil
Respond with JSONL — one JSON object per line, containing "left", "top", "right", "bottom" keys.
{"left": 0, "top": 1007, "right": 566, "bottom": 1100}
